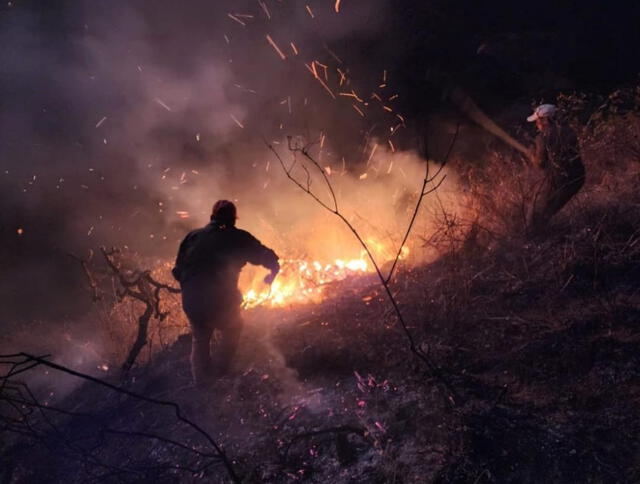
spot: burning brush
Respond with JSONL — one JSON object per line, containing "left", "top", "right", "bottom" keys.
{"left": 241, "top": 240, "right": 409, "bottom": 309}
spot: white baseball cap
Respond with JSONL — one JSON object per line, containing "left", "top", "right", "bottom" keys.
{"left": 527, "top": 104, "right": 557, "bottom": 122}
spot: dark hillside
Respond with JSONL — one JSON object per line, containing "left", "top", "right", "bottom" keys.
{"left": 3, "top": 143, "right": 638, "bottom": 482}
{"left": 1, "top": 0, "right": 639, "bottom": 476}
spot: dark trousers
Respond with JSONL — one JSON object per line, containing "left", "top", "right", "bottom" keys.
{"left": 528, "top": 167, "right": 585, "bottom": 232}
{"left": 181, "top": 278, "right": 243, "bottom": 385}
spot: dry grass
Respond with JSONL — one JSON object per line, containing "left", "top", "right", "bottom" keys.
{"left": 3, "top": 86, "right": 640, "bottom": 483}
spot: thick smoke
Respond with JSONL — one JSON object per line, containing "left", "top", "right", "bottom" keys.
{"left": 4, "top": 0, "right": 635, "bottom": 401}
{"left": 3, "top": 0, "right": 639, "bottom": 328}
{"left": 0, "top": 3, "right": 473, "bottom": 398}
{"left": 0, "top": 0, "right": 441, "bottom": 329}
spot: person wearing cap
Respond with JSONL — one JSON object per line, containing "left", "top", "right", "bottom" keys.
{"left": 172, "top": 200, "right": 280, "bottom": 386}
{"left": 526, "top": 104, "right": 585, "bottom": 231}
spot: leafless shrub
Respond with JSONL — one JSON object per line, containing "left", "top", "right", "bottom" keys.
{"left": 267, "top": 128, "right": 461, "bottom": 406}
{"left": 0, "top": 353, "right": 240, "bottom": 483}
{"left": 559, "top": 85, "right": 640, "bottom": 181}
{"left": 70, "top": 248, "right": 186, "bottom": 373}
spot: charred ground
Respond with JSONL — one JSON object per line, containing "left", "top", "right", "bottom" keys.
{"left": 2, "top": 2, "right": 640, "bottom": 480}
{"left": 3, "top": 143, "right": 639, "bottom": 482}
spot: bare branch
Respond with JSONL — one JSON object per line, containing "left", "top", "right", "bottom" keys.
{"left": 67, "top": 251, "right": 101, "bottom": 301}
{"left": 96, "top": 247, "right": 181, "bottom": 371}
{"left": 0, "top": 353, "right": 241, "bottom": 483}
{"left": 267, "top": 140, "right": 337, "bottom": 214}
{"left": 268, "top": 134, "right": 460, "bottom": 405}
{"left": 385, "top": 123, "right": 459, "bottom": 284}
{"left": 287, "top": 135, "right": 339, "bottom": 211}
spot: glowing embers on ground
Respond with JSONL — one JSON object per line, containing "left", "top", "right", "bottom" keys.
{"left": 242, "top": 257, "right": 368, "bottom": 309}
{"left": 241, "top": 241, "right": 409, "bottom": 309}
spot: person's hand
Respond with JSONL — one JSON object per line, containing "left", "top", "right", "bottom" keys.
{"left": 263, "top": 271, "right": 277, "bottom": 285}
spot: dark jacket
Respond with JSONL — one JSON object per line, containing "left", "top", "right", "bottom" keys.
{"left": 532, "top": 120, "right": 585, "bottom": 182}
{"left": 172, "top": 222, "right": 279, "bottom": 290}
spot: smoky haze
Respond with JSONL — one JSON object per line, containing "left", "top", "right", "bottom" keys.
{"left": 3, "top": 0, "right": 637, "bottom": 327}
{"left": 1, "top": 0, "right": 414, "bottom": 324}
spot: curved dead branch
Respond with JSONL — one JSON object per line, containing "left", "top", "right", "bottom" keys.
{"left": 73, "top": 247, "right": 182, "bottom": 373}
{"left": 0, "top": 353, "right": 240, "bottom": 483}
{"left": 267, "top": 132, "right": 461, "bottom": 406}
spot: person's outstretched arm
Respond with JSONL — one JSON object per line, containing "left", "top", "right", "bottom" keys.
{"left": 241, "top": 231, "right": 280, "bottom": 283}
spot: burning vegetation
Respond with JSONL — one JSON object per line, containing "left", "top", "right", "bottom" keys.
{"left": 4, "top": 95, "right": 640, "bottom": 480}
{"left": 241, "top": 240, "right": 409, "bottom": 309}
{"left": 2, "top": 1, "right": 640, "bottom": 483}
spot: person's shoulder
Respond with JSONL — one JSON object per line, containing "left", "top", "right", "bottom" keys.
{"left": 184, "top": 225, "right": 210, "bottom": 241}
{"left": 232, "top": 227, "right": 256, "bottom": 238}
{"left": 189, "top": 226, "right": 207, "bottom": 237}
{"left": 231, "top": 227, "right": 261, "bottom": 244}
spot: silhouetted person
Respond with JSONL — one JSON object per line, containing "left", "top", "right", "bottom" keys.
{"left": 526, "top": 104, "right": 585, "bottom": 232}
{"left": 172, "top": 200, "right": 279, "bottom": 386}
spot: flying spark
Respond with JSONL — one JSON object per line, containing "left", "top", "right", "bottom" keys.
{"left": 258, "top": 0, "right": 271, "bottom": 19}
{"left": 352, "top": 104, "right": 365, "bottom": 117}
{"left": 265, "top": 34, "right": 287, "bottom": 60}
{"left": 227, "top": 13, "right": 246, "bottom": 26}
{"left": 230, "top": 113, "right": 245, "bottom": 128}
{"left": 155, "top": 98, "right": 172, "bottom": 112}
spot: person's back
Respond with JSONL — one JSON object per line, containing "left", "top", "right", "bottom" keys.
{"left": 173, "top": 222, "right": 278, "bottom": 302}
{"left": 535, "top": 119, "right": 583, "bottom": 182}
{"left": 173, "top": 200, "right": 279, "bottom": 385}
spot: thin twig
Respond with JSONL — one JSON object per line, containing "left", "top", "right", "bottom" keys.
{"left": 0, "top": 353, "right": 241, "bottom": 483}
{"left": 385, "top": 123, "right": 459, "bottom": 283}
{"left": 267, "top": 137, "right": 460, "bottom": 405}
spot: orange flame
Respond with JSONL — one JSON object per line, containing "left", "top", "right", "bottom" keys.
{"left": 241, "top": 238, "right": 409, "bottom": 309}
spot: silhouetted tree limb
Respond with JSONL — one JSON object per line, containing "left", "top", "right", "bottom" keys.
{"left": 67, "top": 251, "right": 101, "bottom": 302}
{"left": 72, "top": 247, "right": 181, "bottom": 373}
{"left": 69, "top": 247, "right": 183, "bottom": 373}
{"left": 267, "top": 134, "right": 460, "bottom": 406}
{"left": 0, "top": 353, "right": 241, "bottom": 483}
{"left": 385, "top": 123, "right": 459, "bottom": 284}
